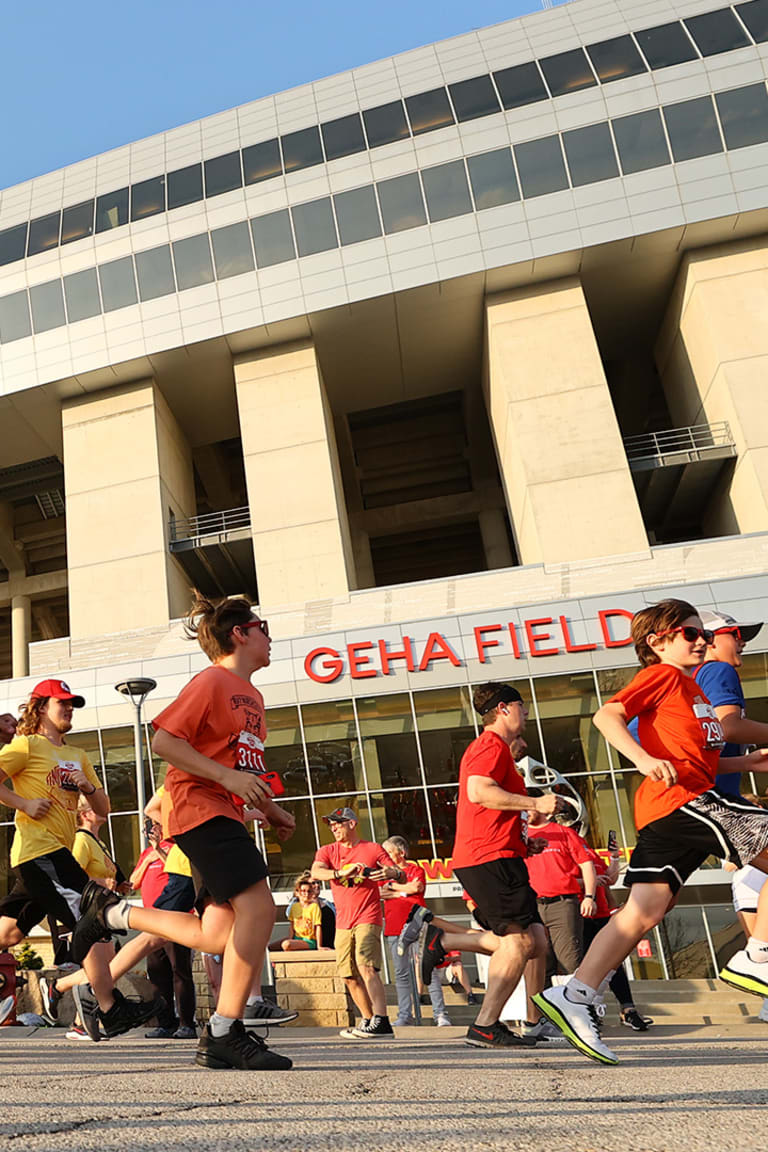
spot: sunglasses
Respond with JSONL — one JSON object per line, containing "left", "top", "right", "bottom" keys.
{"left": 651, "top": 626, "right": 714, "bottom": 645}
{"left": 714, "top": 627, "right": 742, "bottom": 641}
{"left": 237, "top": 619, "right": 270, "bottom": 638}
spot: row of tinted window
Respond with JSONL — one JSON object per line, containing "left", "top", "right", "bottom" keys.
{"left": 2, "top": 3, "right": 768, "bottom": 272}
{"left": 2, "top": 80, "right": 768, "bottom": 345}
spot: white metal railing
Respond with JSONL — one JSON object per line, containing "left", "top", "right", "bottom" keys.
{"left": 624, "top": 422, "right": 735, "bottom": 465}
{"left": 169, "top": 506, "right": 251, "bottom": 544}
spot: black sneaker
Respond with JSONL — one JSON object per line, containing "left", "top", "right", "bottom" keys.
{"left": 621, "top": 1007, "right": 652, "bottom": 1032}
{"left": 467, "top": 992, "right": 480, "bottom": 1006}
{"left": 99, "top": 988, "right": 162, "bottom": 1039}
{"left": 195, "top": 1020, "right": 293, "bottom": 1070}
{"left": 39, "top": 976, "right": 63, "bottom": 1024}
{"left": 70, "top": 881, "right": 121, "bottom": 965}
{"left": 72, "top": 983, "right": 101, "bottom": 1042}
{"left": 242, "top": 1001, "right": 299, "bottom": 1026}
{"left": 465, "top": 1021, "right": 537, "bottom": 1049}
{"left": 418, "top": 923, "right": 447, "bottom": 985}
{"left": 397, "top": 905, "right": 433, "bottom": 956}
{"left": 351, "top": 1015, "right": 395, "bottom": 1038}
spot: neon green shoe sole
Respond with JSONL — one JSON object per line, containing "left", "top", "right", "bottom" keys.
{"left": 532, "top": 992, "right": 618, "bottom": 1066}
{"left": 719, "top": 965, "right": 768, "bottom": 998}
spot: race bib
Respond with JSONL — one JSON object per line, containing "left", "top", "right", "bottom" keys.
{"left": 234, "top": 730, "right": 267, "bottom": 774}
{"left": 693, "top": 699, "right": 726, "bottom": 751}
{"left": 49, "top": 760, "right": 81, "bottom": 792}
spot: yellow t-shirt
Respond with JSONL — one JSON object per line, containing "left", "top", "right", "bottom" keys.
{"left": 0, "top": 734, "right": 101, "bottom": 867}
{"left": 289, "top": 900, "right": 322, "bottom": 942}
{"left": 155, "top": 784, "right": 192, "bottom": 877}
{"left": 72, "top": 829, "right": 117, "bottom": 882}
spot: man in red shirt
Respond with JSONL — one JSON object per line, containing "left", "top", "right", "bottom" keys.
{"left": 525, "top": 788, "right": 597, "bottom": 975}
{"left": 380, "top": 835, "right": 450, "bottom": 1027}
{"left": 311, "top": 807, "right": 404, "bottom": 1039}
{"left": 410, "top": 682, "right": 563, "bottom": 1049}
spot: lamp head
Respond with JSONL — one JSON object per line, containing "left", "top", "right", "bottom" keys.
{"left": 115, "top": 678, "right": 157, "bottom": 708}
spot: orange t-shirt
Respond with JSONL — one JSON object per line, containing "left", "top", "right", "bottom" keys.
{"left": 609, "top": 663, "right": 725, "bottom": 830}
{"left": 152, "top": 664, "right": 268, "bottom": 837}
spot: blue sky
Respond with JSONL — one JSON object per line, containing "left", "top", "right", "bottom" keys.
{"left": 1, "top": 0, "right": 554, "bottom": 191}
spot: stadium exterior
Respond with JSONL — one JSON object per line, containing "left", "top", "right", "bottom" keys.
{"left": 3, "top": 0, "right": 768, "bottom": 980}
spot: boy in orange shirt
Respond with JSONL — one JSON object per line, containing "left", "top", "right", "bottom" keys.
{"left": 70, "top": 592, "right": 295, "bottom": 1071}
{"left": 535, "top": 598, "right": 768, "bottom": 1065}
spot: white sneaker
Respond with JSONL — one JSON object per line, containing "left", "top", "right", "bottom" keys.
{"left": 533, "top": 985, "right": 618, "bottom": 1065}
{"left": 0, "top": 995, "right": 14, "bottom": 1026}
{"left": 720, "top": 949, "right": 768, "bottom": 998}
{"left": 758, "top": 999, "right": 768, "bottom": 1022}
{"left": 340, "top": 1018, "right": 369, "bottom": 1038}
{"left": 519, "top": 1018, "right": 570, "bottom": 1045}
{"left": 435, "top": 1014, "right": 452, "bottom": 1027}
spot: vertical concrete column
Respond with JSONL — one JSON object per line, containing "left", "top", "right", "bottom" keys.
{"left": 484, "top": 279, "right": 648, "bottom": 565}
{"left": 656, "top": 238, "right": 768, "bottom": 536}
{"left": 234, "top": 342, "right": 355, "bottom": 606}
{"left": 11, "top": 594, "right": 31, "bottom": 677}
{"left": 62, "top": 380, "right": 196, "bottom": 639}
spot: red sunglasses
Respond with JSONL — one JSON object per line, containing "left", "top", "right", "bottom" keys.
{"left": 651, "top": 626, "right": 714, "bottom": 645}
{"left": 714, "top": 627, "right": 742, "bottom": 641}
{"left": 237, "top": 619, "right": 270, "bottom": 638}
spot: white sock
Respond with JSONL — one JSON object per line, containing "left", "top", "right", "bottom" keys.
{"left": 246, "top": 994, "right": 263, "bottom": 1006}
{"left": 104, "top": 900, "right": 132, "bottom": 932}
{"left": 564, "top": 977, "right": 597, "bottom": 1004}
{"left": 746, "top": 937, "right": 768, "bottom": 963}
{"left": 209, "top": 1012, "right": 236, "bottom": 1037}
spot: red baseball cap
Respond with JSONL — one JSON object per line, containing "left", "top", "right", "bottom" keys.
{"left": 30, "top": 679, "right": 85, "bottom": 708}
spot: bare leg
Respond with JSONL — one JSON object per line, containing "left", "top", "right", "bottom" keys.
{"left": 123, "top": 902, "right": 233, "bottom": 954}
{"left": 344, "top": 975, "right": 373, "bottom": 1018}
{"left": 55, "top": 931, "right": 169, "bottom": 992}
{"left": 359, "top": 964, "right": 387, "bottom": 1017}
{"left": 279, "top": 939, "right": 311, "bottom": 951}
{"left": 575, "top": 883, "right": 671, "bottom": 991}
{"left": 216, "top": 880, "right": 275, "bottom": 1021}
{"left": 204, "top": 953, "right": 223, "bottom": 1003}
{"left": 748, "top": 851, "right": 768, "bottom": 941}
{"left": 81, "top": 941, "right": 118, "bottom": 1012}
{"left": 450, "top": 960, "right": 473, "bottom": 997}
{"left": 522, "top": 925, "right": 548, "bottom": 1021}
{"left": 475, "top": 925, "right": 540, "bottom": 1027}
{"left": 0, "top": 918, "right": 24, "bottom": 949}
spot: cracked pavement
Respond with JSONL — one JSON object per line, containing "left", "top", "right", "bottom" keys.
{"left": 3, "top": 1023, "right": 768, "bottom": 1151}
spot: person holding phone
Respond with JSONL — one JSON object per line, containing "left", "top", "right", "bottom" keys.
{"left": 69, "top": 592, "right": 296, "bottom": 1071}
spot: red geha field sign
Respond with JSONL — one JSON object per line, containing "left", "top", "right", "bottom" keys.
{"left": 303, "top": 608, "right": 634, "bottom": 684}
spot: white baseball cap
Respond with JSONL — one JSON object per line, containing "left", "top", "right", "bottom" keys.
{"left": 699, "top": 610, "right": 762, "bottom": 644}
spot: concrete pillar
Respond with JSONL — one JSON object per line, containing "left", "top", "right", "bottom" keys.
{"left": 11, "top": 594, "right": 31, "bottom": 677}
{"left": 62, "top": 380, "right": 196, "bottom": 639}
{"left": 484, "top": 279, "right": 649, "bottom": 565}
{"left": 234, "top": 342, "right": 355, "bottom": 607}
{"left": 655, "top": 237, "right": 768, "bottom": 536}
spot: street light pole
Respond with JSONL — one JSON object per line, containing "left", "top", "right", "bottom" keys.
{"left": 115, "top": 678, "right": 157, "bottom": 832}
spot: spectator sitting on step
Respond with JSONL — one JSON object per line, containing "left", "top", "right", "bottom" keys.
{"left": 270, "top": 875, "right": 322, "bottom": 951}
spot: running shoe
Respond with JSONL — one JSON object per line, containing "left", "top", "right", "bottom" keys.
{"left": 435, "top": 1013, "right": 452, "bottom": 1027}
{"left": 467, "top": 992, "right": 480, "bottom": 1005}
{"left": 339, "top": 1018, "right": 368, "bottom": 1038}
{"left": 620, "top": 1008, "right": 653, "bottom": 1031}
{"left": 351, "top": 1015, "right": 394, "bottom": 1038}
{"left": 38, "top": 976, "right": 63, "bottom": 1024}
{"left": 242, "top": 1001, "right": 299, "bottom": 1026}
{"left": 417, "top": 923, "right": 447, "bottom": 985}
{"left": 465, "top": 1021, "right": 537, "bottom": 1049}
{"left": 195, "top": 1020, "right": 292, "bottom": 1070}
{"left": 72, "top": 983, "right": 101, "bottom": 1042}
{"left": 0, "top": 995, "right": 14, "bottom": 1026}
{"left": 65, "top": 1025, "right": 90, "bottom": 1039}
{"left": 172, "top": 1025, "right": 197, "bottom": 1039}
{"left": 720, "top": 950, "right": 768, "bottom": 998}
{"left": 519, "top": 1018, "right": 570, "bottom": 1045}
{"left": 533, "top": 986, "right": 618, "bottom": 1065}
{"left": 758, "top": 999, "right": 768, "bottom": 1022}
{"left": 70, "top": 881, "right": 120, "bottom": 965}
{"left": 392, "top": 1016, "right": 417, "bottom": 1027}
{"left": 99, "top": 988, "right": 162, "bottom": 1039}
{"left": 145, "top": 1026, "right": 176, "bottom": 1038}
{"left": 397, "top": 905, "right": 433, "bottom": 956}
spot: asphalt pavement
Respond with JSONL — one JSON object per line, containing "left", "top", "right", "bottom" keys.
{"left": 3, "top": 1022, "right": 768, "bottom": 1151}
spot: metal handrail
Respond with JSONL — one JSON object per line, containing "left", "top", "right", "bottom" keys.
{"left": 624, "top": 422, "right": 735, "bottom": 462}
{"left": 169, "top": 506, "right": 251, "bottom": 543}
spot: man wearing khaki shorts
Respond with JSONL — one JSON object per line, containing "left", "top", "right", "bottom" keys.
{"left": 312, "top": 807, "right": 404, "bottom": 1038}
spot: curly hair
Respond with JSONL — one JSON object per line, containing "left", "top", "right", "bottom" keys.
{"left": 16, "top": 697, "right": 49, "bottom": 736}
{"left": 184, "top": 589, "right": 257, "bottom": 662}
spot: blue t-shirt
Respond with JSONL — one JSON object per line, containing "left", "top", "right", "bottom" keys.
{"left": 694, "top": 661, "right": 745, "bottom": 797}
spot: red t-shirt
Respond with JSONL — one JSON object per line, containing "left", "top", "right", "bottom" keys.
{"left": 152, "top": 664, "right": 267, "bottom": 837}
{"left": 525, "top": 822, "right": 592, "bottom": 897}
{"left": 452, "top": 730, "right": 528, "bottom": 869}
{"left": 134, "top": 843, "right": 171, "bottom": 908}
{"left": 382, "top": 861, "right": 426, "bottom": 936}
{"left": 314, "top": 839, "right": 393, "bottom": 929}
{"left": 610, "top": 663, "right": 725, "bottom": 830}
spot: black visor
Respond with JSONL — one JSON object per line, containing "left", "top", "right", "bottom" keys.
{"left": 475, "top": 685, "right": 523, "bottom": 716}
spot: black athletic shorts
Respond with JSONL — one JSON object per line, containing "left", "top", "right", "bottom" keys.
{"left": 627, "top": 789, "right": 768, "bottom": 895}
{"left": 174, "top": 816, "right": 269, "bottom": 910}
{"left": 0, "top": 849, "right": 90, "bottom": 934}
{"left": 454, "top": 857, "right": 541, "bottom": 933}
{"left": 153, "top": 873, "right": 195, "bottom": 913}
